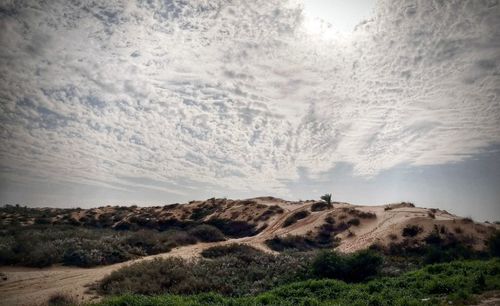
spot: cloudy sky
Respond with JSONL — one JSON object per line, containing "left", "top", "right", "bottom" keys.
{"left": 0, "top": 0, "right": 499, "bottom": 220}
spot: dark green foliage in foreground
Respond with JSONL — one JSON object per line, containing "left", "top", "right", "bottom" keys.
{"left": 99, "top": 248, "right": 314, "bottom": 296}
{"left": 488, "top": 230, "right": 500, "bottom": 257}
{"left": 95, "top": 259, "right": 500, "bottom": 306}
{"left": 386, "top": 227, "right": 499, "bottom": 265}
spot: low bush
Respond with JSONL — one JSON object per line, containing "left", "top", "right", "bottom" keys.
{"left": 311, "top": 202, "right": 333, "bottom": 212}
{"left": 347, "top": 218, "right": 360, "bottom": 226}
{"left": 488, "top": 231, "right": 500, "bottom": 257}
{"left": 341, "top": 208, "right": 376, "bottom": 219}
{"left": 402, "top": 224, "right": 423, "bottom": 237}
{"left": 201, "top": 244, "right": 261, "bottom": 261}
{"left": 62, "top": 241, "right": 132, "bottom": 267}
{"left": 320, "top": 194, "right": 332, "bottom": 205}
{"left": 188, "top": 224, "right": 225, "bottom": 242}
{"left": 312, "top": 250, "right": 383, "bottom": 282}
{"left": 96, "top": 259, "right": 500, "bottom": 306}
{"left": 462, "top": 217, "right": 474, "bottom": 223}
{"left": 0, "top": 225, "right": 199, "bottom": 267}
{"left": 423, "top": 244, "right": 476, "bottom": 264}
{"left": 190, "top": 205, "right": 217, "bottom": 221}
{"left": 99, "top": 251, "right": 313, "bottom": 297}
{"left": 256, "top": 205, "right": 284, "bottom": 221}
{"left": 266, "top": 235, "right": 320, "bottom": 252}
{"left": 282, "top": 210, "right": 310, "bottom": 227}
{"left": 206, "top": 219, "right": 257, "bottom": 238}
{"left": 324, "top": 214, "right": 335, "bottom": 224}
{"left": 47, "top": 292, "right": 78, "bottom": 306}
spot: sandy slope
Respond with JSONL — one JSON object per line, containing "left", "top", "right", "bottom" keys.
{"left": 0, "top": 198, "right": 496, "bottom": 306}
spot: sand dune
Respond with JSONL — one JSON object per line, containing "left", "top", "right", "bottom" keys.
{"left": 0, "top": 198, "right": 497, "bottom": 306}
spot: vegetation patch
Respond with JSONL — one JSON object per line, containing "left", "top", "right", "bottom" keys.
{"left": 190, "top": 205, "right": 217, "bottom": 221}
{"left": 312, "top": 249, "right": 383, "bottom": 283}
{"left": 201, "top": 244, "right": 261, "bottom": 261}
{"left": 311, "top": 201, "right": 333, "bottom": 212}
{"left": 341, "top": 208, "right": 377, "bottom": 219}
{"left": 99, "top": 251, "right": 313, "bottom": 297}
{"left": 47, "top": 292, "right": 78, "bottom": 306}
{"left": 282, "top": 210, "right": 310, "bottom": 227}
{"left": 265, "top": 235, "right": 336, "bottom": 252}
{"left": 347, "top": 218, "right": 360, "bottom": 226}
{"left": 206, "top": 218, "right": 258, "bottom": 238}
{"left": 188, "top": 224, "right": 225, "bottom": 242}
{"left": 402, "top": 224, "right": 424, "bottom": 237}
{"left": 256, "top": 205, "right": 284, "bottom": 221}
{"left": 96, "top": 259, "right": 500, "bottom": 306}
{"left": 0, "top": 225, "right": 198, "bottom": 267}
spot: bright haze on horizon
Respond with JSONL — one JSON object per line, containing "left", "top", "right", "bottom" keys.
{"left": 0, "top": 0, "right": 499, "bottom": 221}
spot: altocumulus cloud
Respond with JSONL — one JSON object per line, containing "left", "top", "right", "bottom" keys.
{"left": 0, "top": 0, "right": 499, "bottom": 200}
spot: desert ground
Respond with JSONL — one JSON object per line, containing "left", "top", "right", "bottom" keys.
{"left": 0, "top": 197, "right": 497, "bottom": 306}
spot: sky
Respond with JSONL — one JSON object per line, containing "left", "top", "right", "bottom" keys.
{"left": 0, "top": 0, "right": 499, "bottom": 221}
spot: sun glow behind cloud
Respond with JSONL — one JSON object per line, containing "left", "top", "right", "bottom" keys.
{"left": 301, "top": 0, "right": 377, "bottom": 39}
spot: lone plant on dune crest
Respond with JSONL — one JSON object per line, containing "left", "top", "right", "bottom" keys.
{"left": 320, "top": 193, "right": 332, "bottom": 205}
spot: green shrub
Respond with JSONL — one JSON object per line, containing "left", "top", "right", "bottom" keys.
{"left": 0, "top": 225, "right": 199, "bottom": 267}
{"left": 190, "top": 205, "right": 217, "bottom": 221}
{"left": 62, "top": 241, "right": 131, "bottom": 267}
{"left": 340, "top": 208, "right": 377, "bottom": 219}
{"left": 324, "top": 214, "right": 335, "bottom": 224}
{"left": 256, "top": 205, "right": 284, "bottom": 221}
{"left": 347, "top": 218, "right": 360, "bottom": 226}
{"left": 402, "top": 224, "right": 423, "bottom": 237}
{"left": 311, "top": 202, "right": 333, "bottom": 212}
{"left": 320, "top": 194, "right": 332, "bottom": 205}
{"left": 488, "top": 231, "right": 500, "bottom": 257}
{"left": 100, "top": 257, "right": 196, "bottom": 295}
{"left": 34, "top": 217, "right": 51, "bottom": 225}
{"left": 311, "top": 250, "right": 346, "bottom": 279}
{"left": 201, "top": 244, "right": 261, "bottom": 261}
{"left": 312, "top": 250, "right": 383, "bottom": 283}
{"left": 462, "top": 217, "right": 474, "bottom": 223}
{"left": 345, "top": 250, "right": 383, "bottom": 282}
{"left": 283, "top": 210, "right": 310, "bottom": 227}
{"left": 96, "top": 259, "right": 500, "bottom": 306}
{"left": 266, "top": 235, "right": 318, "bottom": 252}
{"left": 47, "top": 292, "right": 78, "bottom": 306}
{"left": 99, "top": 252, "right": 313, "bottom": 297}
{"left": 266, "top": 229, "right": 339, "bottom": 252}
{"left": 188, "top": 224, "right": 226, "bottom": 242}
{"left": 206, "top": 219, "right": 257, "bottom": 238}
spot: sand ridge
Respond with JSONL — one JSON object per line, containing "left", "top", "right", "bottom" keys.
{"left": 0, "top": 198, "right": 497, "bottom": 306}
